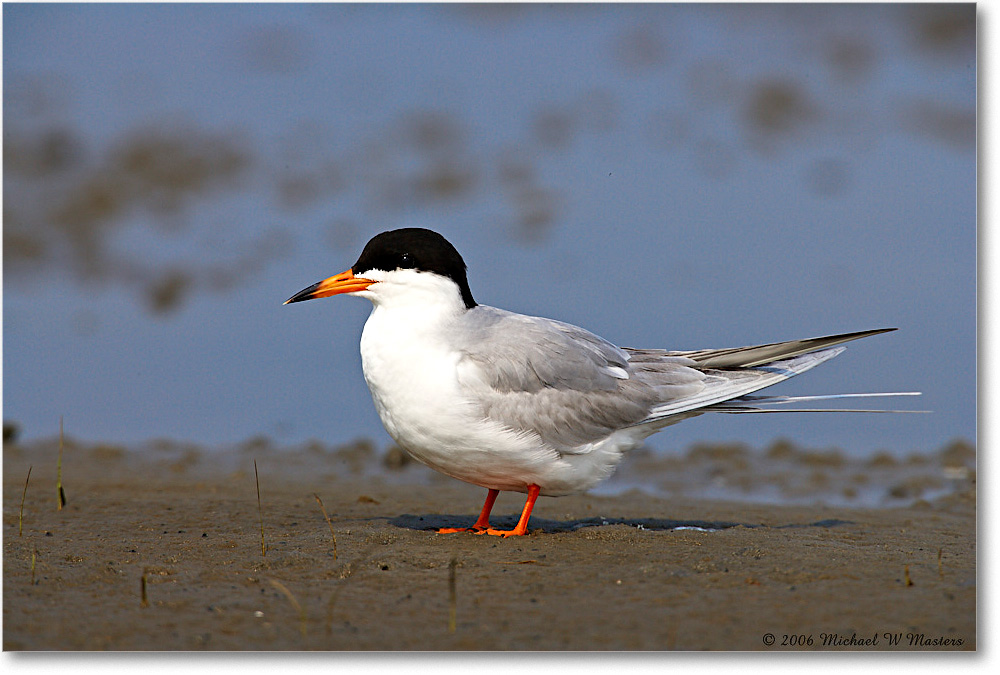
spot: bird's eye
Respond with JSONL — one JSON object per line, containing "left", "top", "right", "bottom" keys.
{"left": 398, "top": 252, "right": 415, "bottom": 269}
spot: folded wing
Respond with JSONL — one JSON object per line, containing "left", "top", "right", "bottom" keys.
{"left": 456, "top": 313, "right": 916, "bottom": 452}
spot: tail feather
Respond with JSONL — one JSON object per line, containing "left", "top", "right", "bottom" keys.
{"left": 669, "top": 328, "right": 896, "bottom": 368}
{"left": 710, "top": 408, "right": 929, "bottom": 414}
{"left": 631, "top": 328, "right": 921, "bottom": 427}
{"left": 706, "top": 391, "right": 927, "bottom": 414}
{"left": 638, "top": 346, "right": 847, "bottom": 424}
{"left": 713, "top": 391, "right": 923, "bottom": 406}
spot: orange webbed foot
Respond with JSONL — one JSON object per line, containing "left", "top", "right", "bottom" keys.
{"left": 435, "top": 489, "right": 499, "bottom": 534}
{"left": 478, "top": 525, "right": 529, "bottom": 537}
{"left": 435, "top": 485, "right": 538, "bottom": 538}
{"left": 436, "top": 526, "right": 488, "bottom": 534}
{"left": 476, "top": 485, "right": 539, "bottom": 537}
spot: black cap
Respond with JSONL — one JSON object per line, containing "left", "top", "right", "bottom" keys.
{"left": 353, "top": 228, "right": 477, "bottom": 309}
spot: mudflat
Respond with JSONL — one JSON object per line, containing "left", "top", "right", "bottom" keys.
{"left": 3, "top": 438, "right": 975, "bottom": 651}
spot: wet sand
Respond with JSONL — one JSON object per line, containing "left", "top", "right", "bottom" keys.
{"left": 3, "top": 438, "right": 975, "bottom": 651}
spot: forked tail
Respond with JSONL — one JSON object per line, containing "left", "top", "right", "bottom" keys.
{"left": 634, "top": 328, "right": 925, "bottom": 425}
{"left": 704, "top": 390, "right": 926, "bottom": 414}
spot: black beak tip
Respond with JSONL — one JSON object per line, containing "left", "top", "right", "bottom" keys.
{"left": 283, "top": 282, "right": 320, "bottom": 305}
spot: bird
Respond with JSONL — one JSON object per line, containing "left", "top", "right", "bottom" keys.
{"left": 285, "top": 227, "right": 918, "bottom": 537}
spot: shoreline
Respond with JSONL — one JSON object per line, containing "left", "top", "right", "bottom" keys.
{"left": 3, "top": 439, "right": 976, "bottom": 650}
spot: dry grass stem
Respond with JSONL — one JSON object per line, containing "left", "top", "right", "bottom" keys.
{"left": 19, "top": 466, "right": 32, "bottom": 536}
{"left": 313, "top": 493, "right": 338, "bottom": 560}
{"left": 448, "top": 557, "right": 458, "bottom": 633}
{"left": 255, "top": 459, "right": 266, "bottom": 557}
{"left": 56, "top": 418, "right": 66, "bottom": 510}
{"left": 140, "top": 568, "right": 150, "bottom": 608}
{"left": 269, "top": 578, "right": 307, "bottom": 637}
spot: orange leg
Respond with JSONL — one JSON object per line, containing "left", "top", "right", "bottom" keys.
{"left": 482, "top": 484, "right": 540, "bottom": 538}
{"left": 437, "top": 488, "right": 499, "bottom": 533}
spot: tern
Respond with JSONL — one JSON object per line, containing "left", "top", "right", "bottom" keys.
{"left": 286, "top": 228, "right": 918, "bottom": 536}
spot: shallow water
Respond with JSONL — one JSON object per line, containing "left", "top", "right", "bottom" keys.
{"left": 7, "top": 434, "right": 973, "bottom": 510}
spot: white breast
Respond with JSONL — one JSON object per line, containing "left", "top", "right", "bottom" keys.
{"left": 359, "top": 302, "right": 466, "bottom": 444}
{"left": 352, "top": 269, "right": 643, "bottom": 495}
{"left": 360, "top": 302, "right": 547, "bottom": 490}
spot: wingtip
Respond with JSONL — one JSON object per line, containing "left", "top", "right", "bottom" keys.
{"left": 857, "top": 327, "right": 896, "bottom": 337}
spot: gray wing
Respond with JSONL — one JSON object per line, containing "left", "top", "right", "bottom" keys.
{"left": 453, "top": 306, "right": 705, "bottom": 450}
{"left": 455, "top": 312, "right": 903, "bottom": 451}
{"left": 456, "top": 306, "right": 632, "bottom": 393}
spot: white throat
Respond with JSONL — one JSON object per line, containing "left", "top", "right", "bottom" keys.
{"left": 353, "top": 268, "right": 470, "bottom": 315}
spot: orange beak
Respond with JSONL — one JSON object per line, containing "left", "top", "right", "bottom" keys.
{"left": 283, "top": 268, "right": 376, "bottom": 304}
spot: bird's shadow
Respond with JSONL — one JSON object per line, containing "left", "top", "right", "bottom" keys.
{"left": 390, "top": 513, "right": 853, "bottom": 534}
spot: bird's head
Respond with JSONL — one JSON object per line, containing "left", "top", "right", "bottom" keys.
{"left": 284, "top": 228, "right": 477, "bottom": 310}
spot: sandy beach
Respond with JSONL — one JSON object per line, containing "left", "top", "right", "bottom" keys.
{"left": 3, "top": 436, "right": 975, "bottom": 651}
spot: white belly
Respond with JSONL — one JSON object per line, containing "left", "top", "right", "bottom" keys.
{"left": 358, "top": 305, "right": 642, "bottom": 495}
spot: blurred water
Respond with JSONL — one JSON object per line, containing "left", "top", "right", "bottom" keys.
{"left": 2, "top": 4, "right": 976, "bottom": 457}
